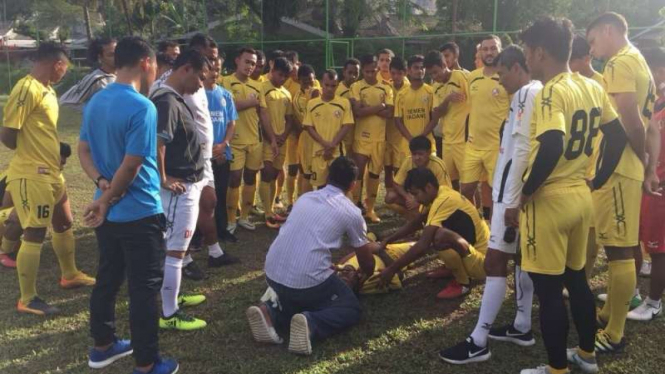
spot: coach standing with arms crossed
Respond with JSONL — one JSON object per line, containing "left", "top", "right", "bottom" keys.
{"left": 79, "top": 37, "right": 178, "bottom": 374}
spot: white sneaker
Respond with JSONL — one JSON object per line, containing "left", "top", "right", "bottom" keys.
{"left": 520, "top": 365, "right": 565, "bottom": 374}
{"left": 597, "top": 293, "right": 607, "bottom": 302}
{"left": 567, "top": 347, "right": 598, "bottom": 373}
{"left": 288, "top": 313, "right": 312, "bottom": 355}
{"left": 237, "top": 218, "right": 256, "bottom": 231}
{"left": 226, "top": 222, "right": 237, "bottom": 234}
{"left": 246, "top": 306, "right": 283, "bottom": 344}
{"left": 640, "top": 261, "right": 652, "bottom": 277}
{"left": 627, "top": 300, "right": 662, "bottom": 321}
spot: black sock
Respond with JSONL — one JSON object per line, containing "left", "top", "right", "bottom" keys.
{"left": 530, "top": 272, "right": 569, "bottom": 370}
{"left": 563, "top": 267, "right": 596, "bottom": 353}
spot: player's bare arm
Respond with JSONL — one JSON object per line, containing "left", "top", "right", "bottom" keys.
{"left": 613, "top": 92, "right": 647, "bottom": 164}
{"left": 0, "top": 128, "right": 18, "bottom": 150}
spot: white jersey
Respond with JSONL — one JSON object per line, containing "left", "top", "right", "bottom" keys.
{"left": 492, "top": 80, "right": 542, "bottom": 207}
{"left": 150, "top": 70, "right": 214, "bottom": 160}
{"left": 59, "top": 68, "right": 115, "bottom": 110}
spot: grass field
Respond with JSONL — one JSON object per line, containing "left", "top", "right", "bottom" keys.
{"left": 0, "top": 94, "right": 663, "bottom": 374}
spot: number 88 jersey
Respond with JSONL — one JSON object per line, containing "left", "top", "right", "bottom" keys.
{"left": 523, "top": 72, "right": 618, "bottom": 191}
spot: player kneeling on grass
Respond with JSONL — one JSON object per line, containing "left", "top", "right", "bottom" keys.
{"left": 246, "top": 156, "right": 374, "bottom": 355}
{"left": 378, "top": 168, "right": 487, "bottom": 299}
{"left": 336, "top": 241, "right": 412, "bottom": 294}
{"left": 151, "top": 49, "right": 210, "bottom": 331}
{"left": 385, "top": 136, "right": 451, "bottom": 220}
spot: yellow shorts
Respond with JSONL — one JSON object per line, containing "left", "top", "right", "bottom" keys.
{"left": 297, "top": 131, "right": 314, "bottom": 174}
{"left": 461, "top": 147, "right": 498, "bottom": 185}
{"left": 229, "top": 143, "right": 263, "bottom": 172}
{"left": 340, "top": 242, "right": 413, "bottom": 294}
{"left": 437, "top": 244, "right": 486, "bottom": 282}
{"left": 384, "top": 142, "right": 408, "bottom": 169}
{"left": 592, "top": 173, "right": 641, "bottom": 247}
{"left": 443, "top": 143, "right": 466, "bottom": 181}
{"left": 353, "top": 139, "right": 385, "bottom": 176}
{"left": 263, "top": 142, "right": 287, "bottom": 170}
{"left": 7, "top": 178, "right": 65, "bottom": 229}
{"left": 520, "top": 187, "right": 592, "bottom": 275}
{"left": 286, "top": 134, "right": 299, "bottom": 166}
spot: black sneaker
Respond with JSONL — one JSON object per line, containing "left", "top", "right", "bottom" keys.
{"left": 208, "top": 253, "right": 241, "bottom": 267}
{"left": 488, "top": 324, "right": 535, "bottom": 346}
{"left": 219, "top": 230, "right": 239, "bottom": 243}
{"left": 182, "top": 261, "right": 206, "bottom": 281}
{"left": 439, "top": 336, "right": 491, "bottom": 365}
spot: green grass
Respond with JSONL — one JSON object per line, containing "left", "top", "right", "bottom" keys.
{"left": 0, "top": 95, "right": 664, "bottom": 373}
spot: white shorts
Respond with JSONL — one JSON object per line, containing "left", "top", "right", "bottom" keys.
{"left": 202, "top": 160, "right": 215, "bottom": 188}
{"left": 161, "top": 180, "right": 204, "bottom": 251}
{"left": 489, "top": 202, "right": 518, "bottom": 254}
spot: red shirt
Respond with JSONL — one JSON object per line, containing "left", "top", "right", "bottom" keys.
{"left": 654, "top": 97, "right": 665, "bottom": 179}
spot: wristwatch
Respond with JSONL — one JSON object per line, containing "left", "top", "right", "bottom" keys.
{"left": 94, "top": 175, "right": 107, "bottom": 188}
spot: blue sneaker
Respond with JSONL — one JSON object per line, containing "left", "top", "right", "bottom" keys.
{"left": 88, "top": 338, "right": 133, "bottom": 369}
{"left": 132, "top": 357, "right": 179, "bottom": 374}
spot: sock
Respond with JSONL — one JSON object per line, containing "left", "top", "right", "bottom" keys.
{"left": 226, "top": 186, "right": 240, "bottom": 224}
{"left": 438, "top": 249, "right": 469, "bottom": 285}
{"left": 275, "top": 174, "right": 284, "bottom": 204}
{"left": 365, "top": 177, "right": 380, "bottom": 213}
{"left": 513, "top": 265, "right": 534, "bottom": 333}
{"left": 351, "top": 179, "right": 362, "bottom": 205}
{"left": 17, "top": 241, "right": 42, "bottom": 304}
{"left": 605, "top": 259, "right": 636, "bottom": 343}
{"left": 286, "top": 174, "right": 297, "bottom": 205}
{"left": 208, "top": 242, "right": 224, "bottom": 258}
{"left": 577, "top": 347, "right": 595, "bottom": 359}
{"left": 259, "top": 181, "right": 274, "bottom": 217}
{"left": 240, "top": 184, "right": 256, "bottom": 220}
{"left": 183, "top": 254, "right": 194, "bottom": 266}
{"left": 1, "top": 238, "right": 18, "bottom": 254}
{"left": 599, "top": 264, "right": 613, "bottom": 323}
{"left": 646, "top": 296, "right": 661, "bottom": 308}
{"left": 161, "top": 256, "right": 183, "bottom": 317}
{"left": 51, "top": 229, "right": 79, "bottom": 280}
{"left": 470, "top": 276, "right": 507, "bottom": 347}
{"left": 634, "top": 288, "right": 640, "bottom": 298}
{"left": 547, "top": 366, "right": 569, "bottom": 374}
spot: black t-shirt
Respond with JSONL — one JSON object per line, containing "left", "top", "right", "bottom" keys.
{"left": 151, "top": 87, "right": 204, "bottom": 182}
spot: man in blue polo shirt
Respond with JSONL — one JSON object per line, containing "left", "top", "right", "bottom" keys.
{"left": 78, "top": 36, "right": 178, "bottom": 374}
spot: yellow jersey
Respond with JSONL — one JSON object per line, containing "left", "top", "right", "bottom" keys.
{"left": 433, "top": 70, "right": 470, "bottom": 144}
{"left": 386, "top": 80, "right": 411, "bottom": 146}
{"left": 223, "top": 74, "right": 262, "bottom": 144}
{"left": 602, "top": 44, "right": 656, "bottom": 182}
{"left": 302, "top": 96, "right": 354, "bottom": 154}
{"left": 591, "top": 71, "right": 604, "bottom": 87}
{"left": 285, "top": 77, "right": 321, "bottom": 99}
{"left": 394, "top": 83, "right": 435, "bottom": 149}
{"left": 351, "top": 79, "right": 394, "bottom": 142}
{"left": 425, "top": 186, "right": 489, "bottom": 252}
{"left": 253, "top": 74, "right": 268, "bottom": 83}
{"left": 260, "top": 80, "right": 293, "bottom": 136}
{"left": 377, "top": 71, "right": 392, "bottom": 86}
{"left": 3, "top": 75, "right": 61, "bottom": 183}
{"left": 335, "top": 81, "right": 354, "bottom": 99}
{"left": 523, "top": 72, "right": 618, "bottom": 192}
{"left": 394, "top": 155, "right": 452, "bottom": 188}
{"left": 293, "top": 88, "right": 317, "bottom": 125}
{"left": 467, "top": 68, "right": 510, "bottom": 150}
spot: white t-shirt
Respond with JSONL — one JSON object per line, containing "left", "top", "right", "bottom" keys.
{"left": 492, "top": 80, "right": 542, "bottom": 207}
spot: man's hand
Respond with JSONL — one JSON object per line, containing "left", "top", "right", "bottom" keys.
{"left": 162, "top": 176, "right": 186, "bottom": 195}
{"left": 276, "top": 133, "right": 288, "bottom": 147}
{"left": 504, "top": 207, "right": 520, "bottom": 228}
{"left": 644, "top": 170, "right": 663, "bottom": 196}
{"left": 518, "top": 193, "right": 531, "bottom": 210}
{"left": 378, "top": 266, "right": 396, "bottom": 288}
{"left": 248, "top": 95, "right": 260, "bottom": 108}
{"left": 271, "top": 140, "right": 279, "bottom": 160}
{"left": 98, "top": 178, "right": 111, "bottom": 192}
{"left": 323, "top": 145, "right": 335, "bottom": 161}
{"left": 405, "top": 195, "right": 419, "bottom": 211}
{"left": 212, "top": 143, "right": 228, "bottom": 161}
{"left": 84, "top": 200, "right": 109, "bottom": 228}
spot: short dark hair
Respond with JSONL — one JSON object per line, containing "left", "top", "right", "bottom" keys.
{"left": 389, "top": 56, "right": 406, "bottom": 71}
{"left": 189, "top": 33, "right": 215, "bottom": 49}
{"left": 298, "top": 64, "right": 315, "bottom": 79}
{"left": 114, "top": 36, "right": 154, "bottom": 69}
{"left": 404, "top": 168, "right": 439, "bottom": 192}
{"left": 285, "top": 50, "right": 299, "bottom": 63}
{"left": 156, "top": 52, "right": 175, "bottom": 68}
{"left": 643, "top": 47, "right": 665, "bottom": 69}
{"left": 587, "top": 12, "right": 628, "bottom": 35}
{"left": 481, "top": 34, "right": 502, "bottom": 46}
{"left": 570, "top": 35, "right": 591, "bottom": 60}
{"left": 237, "top": 46, "right": 257, "bottom": 58}
{"left": 268, "top": 49, "right": 285, "bottom": 62}
{"left": 497, "top": 45, "right": 529, "bottom": 73}
{"left": 520, "top": 17, "right": 574, "bottom": 63}
{"left": 323, "top": 69, "right": 338, "bottom": 81}
{"left": 87, "top": 37, "right": 115, "bottom": 64}
{"left": 376, "top": 48, "right": 395, "bottom": 58}
{"left": 440, "top": 41, "right": 460, "bottom": 55}
{"left": 328, "top": 156, "right": 359, "bottom": 190}
{"left": 343, "top": 58, "right": 360, "bottom": 70}
{"left": 173, "top": 48, "right": 210, "bottom": 71}
{"left": 157, "top": 40, "right": 179, "bottom": 53}
{"left": 255, "top": 49, "right": 266, "bottom": 61}
{"left": 407, "top": 54, "right": 425, "bottom": 68}
{"left": 424, "top": 50, "right": 444, "bottom": 69}
{"left": 359, "top": 54, "right": 377, "bottom": 68}
{"left": 34, "top": 42, "right": 69, "bottom": 62}
{"left": 272, "top": 57, "right": 293, "bottom": 75}
{"left": 409, "top": 135, "right": 432, "bottom": 153}
{"left": 59, "top": 142, "right": 72, "bottom": 158}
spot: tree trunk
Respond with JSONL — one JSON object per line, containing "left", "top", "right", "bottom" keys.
{"left": 83, "top": 2, "right": 93, "bottom": 41}
{"left": 120, "top": 0, "right": 134, "bottom": 35}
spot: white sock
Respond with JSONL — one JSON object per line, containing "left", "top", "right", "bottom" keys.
{"left": 646, "top": 296, "right": 661, "bottom": 308}
{"left": 183, "top": 254, "right": 194, "bottom": 266}
{"left": 161, "top": 256, "right": 183, "bottom": 317}
{"left": 208, "top": 242, "right": 224, "bottom": 258}
{"left": 470, "top": 276, "right": 507, "bottom": 347}
{"left": 513, "top": 265, "right": 534, "bottom": 333}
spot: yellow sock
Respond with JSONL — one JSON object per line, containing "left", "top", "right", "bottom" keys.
{"left": 17, "top": 241, "right": 42, "bottom": 304}
{"left": 585, "top": 228, "right": 598, "bottom": 280}
{"left": 52, "top": 229, "right": 79, "bottom": 280}
{"left": 240, "top": 184, "right": 256, "bottom": 220}
{"left": 577, "top": 347, "right": 595, "bottom": 359}
{"left": 438, "top": 249, "right": 469, "bottom": 285}
{"left": 286, "top": 174, "right": 297, "bottom": 205}
{"left": 1, "top": 238, "right": 18, "bottom": 254}
{"left": 226, "top": 186, "right": 240, "bottom": 224}
{"left": 605, "top": 259, "right": 636, "bottom": 343}
{"left": 259, "top": 181, "right": 274, "bottom": 217}
{"left": 547, "top": 366, "right": 569, "bottom": 374}
{"left": 365, "top": 177, "right": 380, "bottom": 212}
{"left": 599, "top": 263, "right": 612, "bottom": 323}
{"left": 461, "top": 246, "right": 486, "bottom": 281}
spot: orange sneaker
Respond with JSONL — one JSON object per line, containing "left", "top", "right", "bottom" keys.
{"left": 426, "top": 266, "right": 453, "bottom": 279}
{"left": 272, "top": 213, "right": 288, "bottom": 223}
{"left": 265, "top": 216, "right": 282, "bottom": 229}
{"left": 436, "top": 280, "right": 470, "bottom": 299}
{"left": 60, "top": 272, "right": 96, "bottom": 289}
{"left": 0, "top": 253, "right": 17, "bottom": 268}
